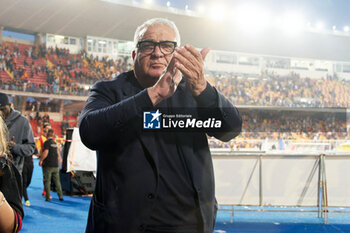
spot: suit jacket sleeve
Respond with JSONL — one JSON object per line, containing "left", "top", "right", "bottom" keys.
{"left": 194, "top": 82, "right": 242, "bottom": 142}
{"left": 79, "top": 80, "right": 153, "bottom": 150}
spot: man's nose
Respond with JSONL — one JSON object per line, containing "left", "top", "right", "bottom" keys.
{"left": 152, "top": 45, "right": 163, "bottom": 57}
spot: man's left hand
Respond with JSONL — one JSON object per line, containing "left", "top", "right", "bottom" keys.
{"left": 174, "top": 44, "right": 210, "bottom": 96}
{"left": 8, "top": 136, "right": 15, "bottom": 150}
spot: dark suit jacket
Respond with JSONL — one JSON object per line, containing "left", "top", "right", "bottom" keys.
{"left": 79, "top": 71, "right": 242, "bottom": 233}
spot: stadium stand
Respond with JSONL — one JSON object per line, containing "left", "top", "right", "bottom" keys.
{"left": 0, "top": 31, "right": 350, "bottom": 151}
{"left": 213, "top": 71, "right": 350, "bottom": 108}
{"left": 2, "top": 41, "right": 350, "bottom": 108}
{"left": 0, "top": 41, "right": 131, "bottom": 96}
{"left": 1, "top": 39, "right": 350, "bottom": 144}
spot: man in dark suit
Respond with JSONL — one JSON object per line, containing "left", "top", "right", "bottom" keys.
{"left": 79, "top": 18, "right": 242, "bottom": 233}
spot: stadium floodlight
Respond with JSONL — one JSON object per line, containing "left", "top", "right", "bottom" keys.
{"left": 55, "top": 35, "right": 64, "bottom": 39}
{"left": 316, "top": 21, "right": 324, "bottom": 30}
{"left": 185, "top": 4, "right": 189, "bottom": 10}
{"left": 209, "top": 4, "right": 226, "bottom": 22}
{"left": 144, "top": 0, "right": 153, "bottom": 5}
{"left": 233, "top": 4, "right": 271, "bottom": 32}
{"left": 197, "top": 4, "right": 206, "bottom": 14}
{"left": 332, "top": 25, "right": 337, "bottom": 31}
{"left": 279, "top": 11, "right": 305, "bottom": 35}
{"left": 306, "top": 21, "right": 312, "bottom": 29}
{"left": 166, "top": 1, "right": 170, "bottom": 7}
{"left": 344, "top": 26, "right": 350, "bottom": 32}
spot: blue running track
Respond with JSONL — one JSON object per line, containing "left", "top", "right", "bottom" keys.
{"left": 21, "top": 159, "right": 350, "bottom": 233}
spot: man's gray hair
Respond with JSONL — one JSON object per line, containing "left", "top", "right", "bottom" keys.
{"left": 133, "top": 18, "right": 181, "bottom": 47}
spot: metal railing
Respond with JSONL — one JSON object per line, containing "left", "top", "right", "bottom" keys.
{"left": 212, "top": 152, "right": 350, "bottom": 224}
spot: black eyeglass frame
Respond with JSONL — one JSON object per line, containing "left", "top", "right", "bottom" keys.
{"left": 136, "top": 40, "right": 177, "bottom": 55}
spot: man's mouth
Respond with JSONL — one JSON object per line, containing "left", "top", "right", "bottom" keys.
{"left": 150, "top": 63, "right": 165, "bottom": 69}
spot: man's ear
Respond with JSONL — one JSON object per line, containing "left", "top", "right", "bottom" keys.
{"left": 132, "top": 50, "right": 136, "bottom": 60}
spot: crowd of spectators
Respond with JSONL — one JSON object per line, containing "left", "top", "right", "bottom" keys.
{"left": 2, "top": 41, "right": 350, "bottom": 108}
{"left": 0, "top": 41, "right": 132, "bottom": 96}
{"left": 26, "top": 110, "right": 78, "bottom": 140}
{"left": 1, "top": 40, "right": 350, "bottom": 151}
{"left": 25, "top": 100, "right": 60, "bottom": 113}
{"left": 240, "top": 110, "right": 347, "bottom": 138}
{"left": 210, "top": 110, "right": 350, "bottom": 150}
{"left": 212, "top": 71, "right": 350, "bottom": 108}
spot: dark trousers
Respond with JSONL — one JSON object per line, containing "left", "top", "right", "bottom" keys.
{"left": 22, "top": 159, "right": 33, "bottom": 201}
{"left": 43, "top": 166, "right": 63, "bottom": 199}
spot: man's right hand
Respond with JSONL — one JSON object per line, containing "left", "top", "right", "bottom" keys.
{"left": 8, "top": 136, "right": 15, "bottom": 150}
{"left": 147, "top": 56, "right": 182, "bottom": 106}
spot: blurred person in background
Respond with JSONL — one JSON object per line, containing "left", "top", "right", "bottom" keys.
{"left": 36, "top": 122, "right": 54, "bottom": 198}
{"left": 36, "top": 122, "right": 52, "bottom": 155}
{"left": 39, "top": 129, "right": 64, "bottom": 202}
{"left": 0, "top": 92, "right": 36, "bottom": 175}
{"left": 0, "top": 113, "right": 23, "bottom": 233}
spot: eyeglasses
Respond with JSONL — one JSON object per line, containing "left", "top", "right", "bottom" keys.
{"left": 137, "top": 40, "right": 177, "bottom": 55}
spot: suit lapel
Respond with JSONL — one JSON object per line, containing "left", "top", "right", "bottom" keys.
{"left": 121, "top": 72, "right": 159, "bottom": 169}
{"left": 121, "top": 71, "right": 143, "bottom": 98}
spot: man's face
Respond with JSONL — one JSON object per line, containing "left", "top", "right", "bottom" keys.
{"left": 0, "top": 105, "right": 11, "bottom": 119}
{"left": 133, "top": 24, "right": 176, "bottom": 88}
{"left": 43, "top": 125, "right": 52, "bottom": 135}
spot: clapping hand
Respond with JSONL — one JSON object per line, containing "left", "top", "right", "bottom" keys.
{"left": 174, "top": 44, "right": 210, "bottom": 96}
{"left": 148, "top": 44, "right": 210, "bottom": 105}
{"left": 148, "top": 55, "right": 182, "bottom": 105}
